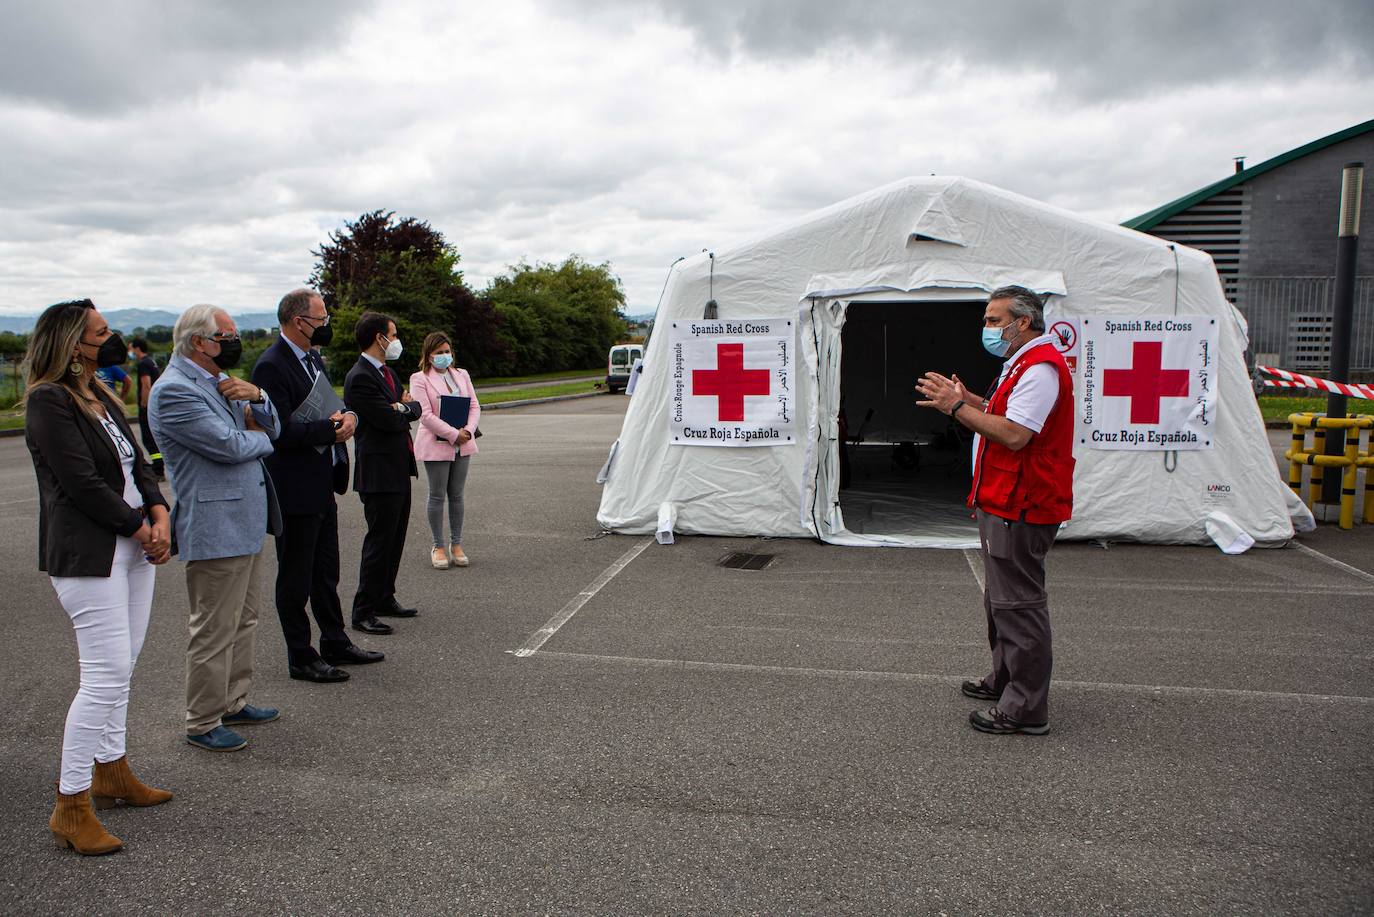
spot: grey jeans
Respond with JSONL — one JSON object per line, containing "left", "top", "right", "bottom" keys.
{"left": 423, "top": 457, "right": 471, "bottom": 548}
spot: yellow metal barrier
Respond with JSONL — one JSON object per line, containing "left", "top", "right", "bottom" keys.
{"left": 1286, "top": 412, "right": 1374, "bottom": 530}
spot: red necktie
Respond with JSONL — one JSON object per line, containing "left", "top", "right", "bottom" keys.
{"left": 384, "top": 366, "right": 414, "bottom": 455}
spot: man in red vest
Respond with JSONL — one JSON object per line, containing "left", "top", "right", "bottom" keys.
{"left": 916, "top": 285, "right": 1074, "bottom": 736}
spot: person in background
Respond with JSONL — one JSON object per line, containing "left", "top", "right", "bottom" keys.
{"left": 344, "top": 312, "right": 422, "bottom": 632}
{"left": 129, "top": 337, "right": 163, "bottom": 477}
{"left": 915, "top": 285, "right": 1074, "bottom": 737}
{"left": 252, "top": 288, "right": 382, "bottom": 682}
{"left": 96, "top": 359, "right": 132, "bottom": 402}
{"left": 23, "top": 299, "right": 172, "bottom": 856}
{"left": 149, "top": 305, "right": 283, "bottom": 753}
{"left": 409, "top": 332, "right": 480, "bottom": 569}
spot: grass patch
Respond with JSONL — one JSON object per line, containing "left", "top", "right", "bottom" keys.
{"left": 479, "top": 380, "right": 603, "bottom": 404}
{"left": 1256, "top": 394, "right": 1350, "bottom": 423}
{"left": 473, "top": 367, "right": 602, "bottom": 386}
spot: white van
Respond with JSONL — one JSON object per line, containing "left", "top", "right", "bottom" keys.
{"left": 606, "top": 344, "right": 643, "bottom": 393}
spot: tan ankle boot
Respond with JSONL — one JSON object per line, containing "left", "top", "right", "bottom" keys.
{"left": 50, "top": 787, "right": 122, "bottom": 855}
{"left": 91, "top": 756, "right": 173, "bottom": 809}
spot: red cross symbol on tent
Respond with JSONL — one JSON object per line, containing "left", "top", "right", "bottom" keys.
{"left": 1102, "top": 340, "right": 1190, "bottom": 425}
{"left": 693, "top": 342, "right": 770, "bottom": 421}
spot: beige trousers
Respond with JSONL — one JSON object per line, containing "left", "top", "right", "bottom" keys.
{"left": 185, "top": 550, "right": 265, "bottom": 734}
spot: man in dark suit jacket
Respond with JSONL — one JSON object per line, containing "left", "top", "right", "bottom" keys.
{"left": 251, "top": 289, "right": 384, "bottom": 682}
{"left": 344, "top": 312, "right": 423, "bottom": 633}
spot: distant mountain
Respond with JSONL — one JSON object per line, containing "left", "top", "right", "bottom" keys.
{"left": 0, "top": 308, "right": 281, "bottom": 335}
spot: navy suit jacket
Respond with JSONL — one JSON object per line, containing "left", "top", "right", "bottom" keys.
{"left": 251, "top": 338, "right": 350, "bottom": 515}
{"left": 344, "top": 355, "right": 420, "bottom": 494}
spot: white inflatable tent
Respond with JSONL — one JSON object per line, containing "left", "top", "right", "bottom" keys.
{"left": 596, "top": 177, "right": 1305, "bottom": 550}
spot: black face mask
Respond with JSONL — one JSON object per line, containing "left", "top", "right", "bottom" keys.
{"left": 211, "top": 337, "right": 243, "bottom": 371}
{"left": 94, "top": 333, "right": 127, "bottom": 368}
{"left": 304, "top": 317, "right": 333, "bottom": 347}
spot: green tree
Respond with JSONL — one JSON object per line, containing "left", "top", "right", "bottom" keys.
{"left": 310, "top": 210, "right": 509, "bottom": 378}
{"left": 485, "top": 256, "right": 627, "bottom": 374}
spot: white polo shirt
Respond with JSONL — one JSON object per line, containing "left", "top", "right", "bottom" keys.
{"left": 972, "top": 333, "right": 1062, "bottom": 458}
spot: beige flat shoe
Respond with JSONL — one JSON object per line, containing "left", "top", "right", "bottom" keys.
{"left": 430, "top": 547, "right": 450, "bottom": 569}
{"left": 449, "top": 545, "right": 469, "bottom": 567}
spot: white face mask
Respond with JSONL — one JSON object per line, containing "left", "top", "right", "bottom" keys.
{"left": 382, "top": 335, "right": 403, "bottom": 362}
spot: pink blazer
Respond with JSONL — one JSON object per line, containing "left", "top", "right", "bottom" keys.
{"left": 410, "top": 367, "right": 480, "bottom": 461}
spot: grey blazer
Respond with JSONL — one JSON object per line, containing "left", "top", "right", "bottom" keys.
{"left": 148, "top": 354, "right": 283, "bottom": 562}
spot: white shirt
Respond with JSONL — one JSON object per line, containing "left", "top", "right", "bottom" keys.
{"left": 996, "top": 333, "right": 1061, "bottom": 434}
{"left": 972, "top": 333, "right": 1062, "bottom": 459}
{"left": 100, "top": 409, "right": 144, "bottom": 511}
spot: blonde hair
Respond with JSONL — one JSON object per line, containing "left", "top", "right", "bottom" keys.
{"left": 22, "top": 299, "right": 116, "bottom": 419}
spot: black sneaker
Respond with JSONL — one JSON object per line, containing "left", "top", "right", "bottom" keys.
{"left": 969, "top": 706, "right": 1049, "bottom": 736}
{"left": 961, "top": 680, "right": 999, "bottom": 701}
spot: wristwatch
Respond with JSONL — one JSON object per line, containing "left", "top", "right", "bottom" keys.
{"left": 951, "top": 399, "right": 967, "bottom": 418}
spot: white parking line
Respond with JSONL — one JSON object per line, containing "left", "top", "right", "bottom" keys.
{"left": 962, "top": 548, "right": 985, "bottom": 590}
{"left": 533, "top": 650, "right": 1374, "bottom": 705}
{"left": 510, "top": 536, "right": 654, "bottom": 658}
{"left": 1292, "top": 542, "right": 1374, "bottom": 585}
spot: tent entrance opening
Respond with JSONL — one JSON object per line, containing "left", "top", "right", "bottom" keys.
{"left": 837, "top": 301, "right": 996, "bottom": 539}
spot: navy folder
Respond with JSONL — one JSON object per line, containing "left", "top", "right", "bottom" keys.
{"left": 438, "top": 394, "right": 471, "bottom": 429}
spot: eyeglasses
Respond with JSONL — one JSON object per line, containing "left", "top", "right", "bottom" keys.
{"left": 209, "top": 332, "right": 241, "bottom": 343}
{"left": 300, "top": 313, "right": 331, "bottom": 327}
{"left": 100, "top": 417, "right": 135, "bottom": 459}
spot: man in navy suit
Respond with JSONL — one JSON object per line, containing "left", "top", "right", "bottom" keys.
{"left": 252, "top": 289, "right": 383, "bottom": 682}
{"left": 344, "top": 312, "right": 422, "bottom": 633}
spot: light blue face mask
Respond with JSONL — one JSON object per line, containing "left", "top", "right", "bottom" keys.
{"left": 982, "top": 326, "right": 1012, "bottom": 357}
{"left": 432, "top": 353, "right": 453, "bottom": 371}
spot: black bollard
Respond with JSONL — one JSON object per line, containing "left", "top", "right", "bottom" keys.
{"left": 1321, "top": 162, "right": 1363, "bottom": 509}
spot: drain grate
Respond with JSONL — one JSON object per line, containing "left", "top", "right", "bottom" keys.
{"left": 718, "top": 551, "right": 776, "bottom": 571}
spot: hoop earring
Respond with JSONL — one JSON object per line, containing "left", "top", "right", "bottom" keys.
{"left": 69, "top": 361, "right": 84, "bottom": 377}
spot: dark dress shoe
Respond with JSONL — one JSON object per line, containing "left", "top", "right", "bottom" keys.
{"left": 353, "top": 616, "right": 394, "bottom": 635}
{"left": 377, "top": 603, "right": 418, "bottom": 618}
{"left": 288, "top": 659, "right": 350, "bottom": 683}
{"left": 323, "top": 644, "right": 386, "bottom": 666}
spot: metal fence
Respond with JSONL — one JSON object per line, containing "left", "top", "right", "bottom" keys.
{"left": 1235, "top": 276, "right": 1374, "bottom": 378}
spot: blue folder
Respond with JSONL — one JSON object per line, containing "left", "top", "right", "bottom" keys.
{"left": 439, "top": 394, "right": 471, "bottom": 429}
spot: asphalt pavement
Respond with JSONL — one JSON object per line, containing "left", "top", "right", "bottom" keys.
{"left": 3, "top": 395, "right": 1371, "bottom": 915}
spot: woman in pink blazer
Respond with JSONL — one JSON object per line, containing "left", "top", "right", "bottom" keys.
{"left": 410, "top": 332, "right": 480, "bottom": 569}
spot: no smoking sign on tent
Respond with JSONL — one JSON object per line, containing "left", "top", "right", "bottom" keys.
{"left": 1080, "top": 315, "right": 1218, "bottom": 450}
{"left": 669, "top": 318, "right": 796, "bottom": 447}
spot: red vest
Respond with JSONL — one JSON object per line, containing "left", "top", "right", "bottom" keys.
{"left": 969, "top": 342, "right": 1075, "bottom": 524}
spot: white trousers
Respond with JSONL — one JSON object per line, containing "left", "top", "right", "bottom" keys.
{"left": 50, "top": 536, "right": 155, "bottom": 794}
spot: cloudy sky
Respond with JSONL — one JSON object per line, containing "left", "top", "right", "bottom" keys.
{"left": 1, "top": 0, "right": 1370, "bottom": 316}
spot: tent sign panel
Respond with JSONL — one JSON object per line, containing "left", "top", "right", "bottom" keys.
{"left": 669, "top": 318, "right": 796, "bottom": 447}
{"left": 1080, "top": 315, "right": 1218, "bottom": 450}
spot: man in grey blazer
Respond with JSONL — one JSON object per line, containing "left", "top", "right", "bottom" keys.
{"left": 149, "top": 304, "right": 284, "bottom": 753}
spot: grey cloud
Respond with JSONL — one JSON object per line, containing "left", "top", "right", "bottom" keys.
{"left": 0, "top": 0, "right": 376, "bottom": 112}
{"left": 560, "top": 0, "right": 1374, "bottom": 99}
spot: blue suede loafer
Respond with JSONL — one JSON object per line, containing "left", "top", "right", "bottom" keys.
{"left": 222, "top": 704, "right": 280, "bottom": 726}
{"left": 186, "top": 725, "right": 247, "bottom": 752}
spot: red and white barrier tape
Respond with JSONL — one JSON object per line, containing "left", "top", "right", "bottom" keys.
{"left": 1258, "top": 365, "right": 1374, "bottom": 400}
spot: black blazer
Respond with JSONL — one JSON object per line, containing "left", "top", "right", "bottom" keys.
{"left": 343, "top": 355, "right": 420, "bottom": 495}
{"left": 25, "top": 383, "right": 168, "bottom": 577}
{"left": 251, "top": 338, "right": 350, "bottom": 515}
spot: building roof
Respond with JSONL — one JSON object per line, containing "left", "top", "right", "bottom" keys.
{"left": 1123, "top": 118, "right": 1374, "bottom": 231}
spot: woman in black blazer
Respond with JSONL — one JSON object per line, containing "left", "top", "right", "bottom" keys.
{"left": 23, "top": 300, "right": 173, "bottom": 856}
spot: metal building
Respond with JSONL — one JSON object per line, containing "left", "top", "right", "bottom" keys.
{"left": 1125, "top": 119, "right": 1373, "bottom": 377}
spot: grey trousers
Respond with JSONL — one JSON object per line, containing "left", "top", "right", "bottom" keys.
{"left": 423, "top": 457, "right": 470, "bottom": 548}
{"left": 976, "top": 509, "right": 1057, "bottom": 724}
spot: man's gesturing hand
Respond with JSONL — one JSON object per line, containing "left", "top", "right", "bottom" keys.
{"left": 914, "top": 372, "right": 975, "bottom": 415}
